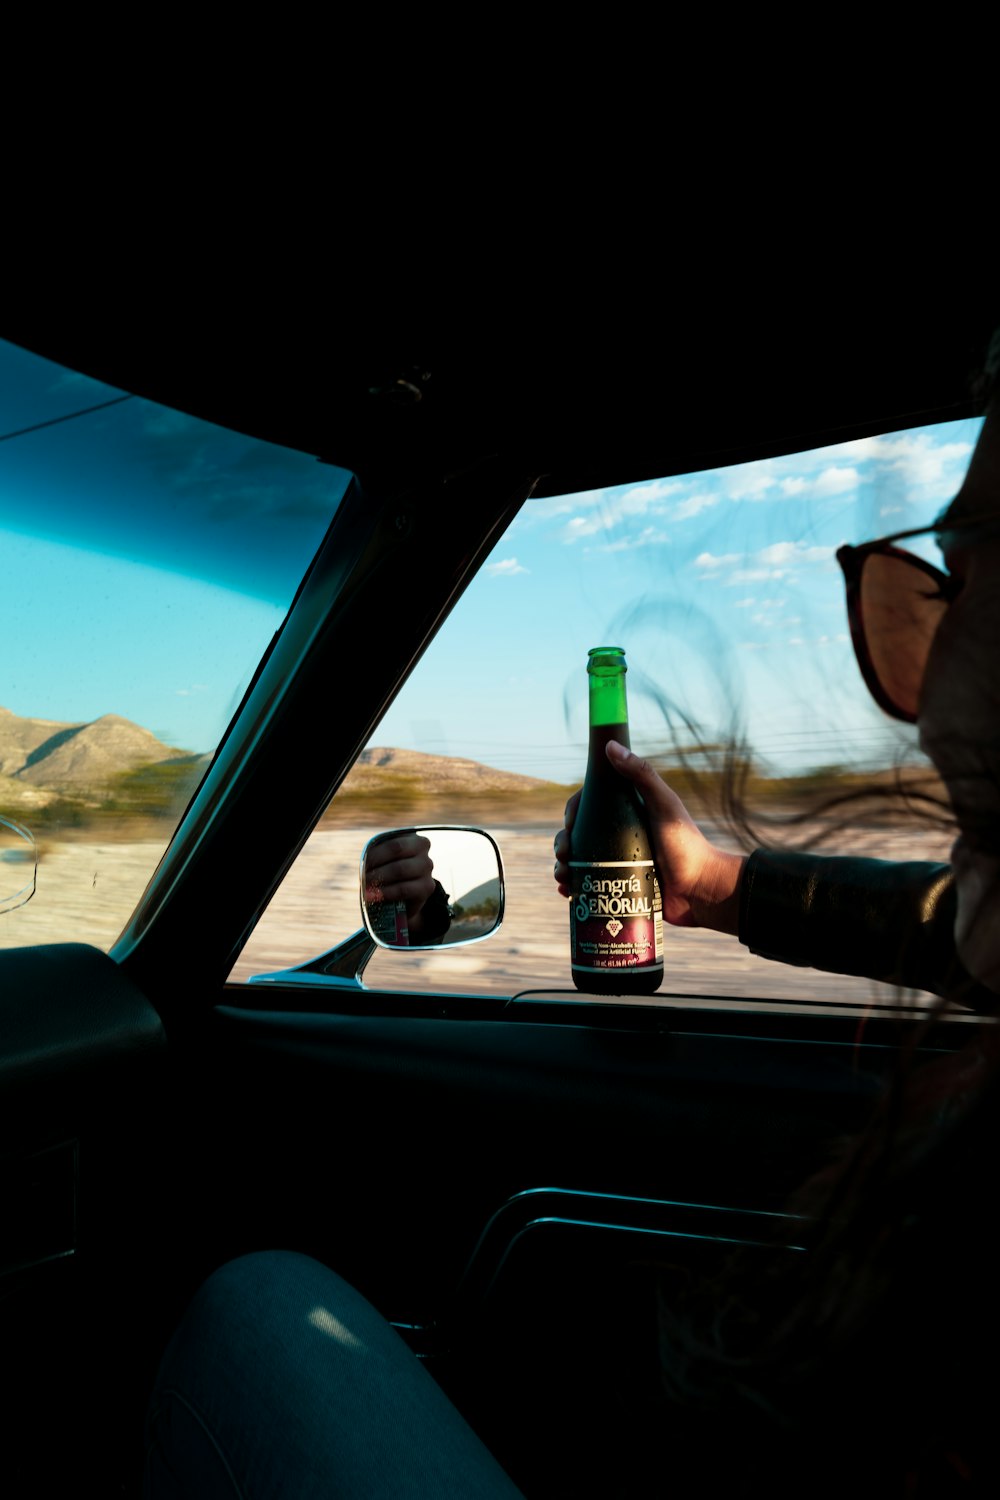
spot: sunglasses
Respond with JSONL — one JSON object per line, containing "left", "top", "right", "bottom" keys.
{"left": 836, "top": 514, "right": 991, "bottom": 724}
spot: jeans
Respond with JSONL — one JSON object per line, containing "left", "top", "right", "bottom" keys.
{"left": 144, "top": 1251, "right": 524, "bottom": 1498}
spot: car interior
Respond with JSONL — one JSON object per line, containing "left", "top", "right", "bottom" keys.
{"left": 1, "top": 301, "right": 996, "bottom": 1496}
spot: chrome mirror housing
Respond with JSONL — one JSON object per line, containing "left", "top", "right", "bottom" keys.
{"left": 361, "top": 827, "right": 504, "bottom": 949}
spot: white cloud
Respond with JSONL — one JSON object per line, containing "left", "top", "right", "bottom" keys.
{"left": 755, "top": 542, "right": 798, "bottom": 568}
{"left": 522, "top": 492, "right": 597, "bottom": 525}
{"left": 734, "top": 597, "right": 756, "bottom": 607}
{"left": 560, "top": 512, "right": 610, "bottom": 542}
{"left": 593, "top": 526, "right": 670, "bottom": 553}
{"left": 898, "top": 437, "right": 973, "bottom": 487}
{"left": 560, "top": 477, "right": 683, "bottom": 543}
{"left": 726, "top": 469, "right": 776, "bottom": 501}
{"left": 624, "top": 478, "right": 685, "bottom": 505}
{"left": 727, "top": 463, "right": 855, "bottom": 502}
{"left": 750, "top": 599, "right": 789, "bottom": 626}
{"left": 826, "top": 431, "right": 974, "bottom": 493}
{"left": 672, "top": 493, "right": 719, "bottom": 521}
{"left": 729, "top": 568, "right": 783, "bottom": 583}
{"left": 757, "top": 542, "right": 834, "bottom": 567}
{"left": 485, "top": 557, "right": 528, "bottom": 576}
{"left": 717, "top": 427, "right": 975, "bottom": 515}
{"left": 722, "top": 455, "right": 859, "bottom": 503}
{"left": 696, "top": 541, "right": 834, "bottom": 586}
{"left": 814, "top": 466, "right": 859, "bottom": 496}
{"left": 879, "top": 504, "right": 905, "bottom": 517}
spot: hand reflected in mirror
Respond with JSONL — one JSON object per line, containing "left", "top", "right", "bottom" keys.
{"left": 361, "top": 828, "right": 504, "bottom": 949}
{"left": 363, "top": 831, "right": 448, "bottom": 945}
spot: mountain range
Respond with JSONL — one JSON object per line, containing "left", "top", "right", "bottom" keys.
{"left": 0, "top": 707, "right": 560, "bottom": 814}
{"left": 0, "top": 706, "right": 187, "bottom": 808}
{"left": 346, "top": 746, "right": 552, "bottom": 795}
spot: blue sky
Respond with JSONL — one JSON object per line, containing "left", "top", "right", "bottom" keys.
{"left": 0, "top": 339, "right": 982, "bottom": 781}
{"left": 0, "top": 341, "right": 346, "bottom": 753}
{"left": 375, "top": 418, "right": 982, "bottom": 782}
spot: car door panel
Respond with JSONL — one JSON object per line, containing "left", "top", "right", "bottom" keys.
{"left": 180, "top": 995, "right": 904, "bottom": 1318}
{"left": 0, "top": 944, "right": 169, "bottom": 1491}
{"left": 154, "top": 986, "right": 957, "bottom": 1493}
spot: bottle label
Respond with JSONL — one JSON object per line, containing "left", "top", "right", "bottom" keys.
{"left": 369, "top": 897, "right": 410, "bottom": 946}
{"left": 569, "top": 861, "right": 663, "bottom": 973}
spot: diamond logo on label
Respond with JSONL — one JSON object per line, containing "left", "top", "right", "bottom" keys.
{"left": 606, "top": 918, "right": 623, "bottom": 937}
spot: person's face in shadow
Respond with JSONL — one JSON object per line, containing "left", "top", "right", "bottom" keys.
{"left": 920, "top": 396, "right": 1000, "bottom": 991}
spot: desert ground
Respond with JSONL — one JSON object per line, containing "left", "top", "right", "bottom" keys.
{"left": 2, "top": 818, "right": 956, "bottom": 1010}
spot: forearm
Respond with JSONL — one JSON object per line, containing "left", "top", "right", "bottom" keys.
{"left": 737, "top": 849, "right": 996, "bottom": 1010}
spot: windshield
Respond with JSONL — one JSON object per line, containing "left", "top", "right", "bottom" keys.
{"left": 0, "top": 338, "right": 350, "bottom": 949}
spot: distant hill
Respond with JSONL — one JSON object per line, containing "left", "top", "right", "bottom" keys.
{"left": 344, "top": 746, "right": 554, "bottom": 797}
{"left": 0, "top": 705, "right": 944, "bottom": 835}
{"left": 327, "top": 745, "right": 569, "bottom": 822}
{"left": 0, "top": 709, "right": 565, "bottom": 825}
{"left": 0, "top": 707, "right": 73, "bottom": 778}
{"left": 0, "top": 706, "right": 184, "bottom": 794}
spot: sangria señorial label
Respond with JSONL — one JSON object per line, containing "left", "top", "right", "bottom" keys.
{"left": 569, "top": 860, "right": 662, "bottom": 972}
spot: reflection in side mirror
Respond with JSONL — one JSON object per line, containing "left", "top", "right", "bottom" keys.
{"left": 360, "top": 827, "right": 504, "bottom": 950}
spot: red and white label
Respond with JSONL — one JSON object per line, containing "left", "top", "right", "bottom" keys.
{"left": 569, "top": 861, "right": 662, "bottom": 973}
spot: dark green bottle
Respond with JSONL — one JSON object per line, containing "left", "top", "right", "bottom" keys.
{"left": 569, "top": 647, "right": 663, "bottom": 995}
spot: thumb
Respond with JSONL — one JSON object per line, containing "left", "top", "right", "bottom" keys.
{"left": 605, "top": 740, "right": 676, "bottom": 811}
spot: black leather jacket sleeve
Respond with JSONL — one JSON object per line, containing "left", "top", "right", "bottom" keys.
{"left": 737, "top": 850, "right": 997, "bottom": 1011}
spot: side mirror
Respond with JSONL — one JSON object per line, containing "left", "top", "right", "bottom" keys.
{"left": 361, "top": 826, "right": 504, "bottom": 949}
{"left": 0, "top": 816, "right": 37, "bottom": 915}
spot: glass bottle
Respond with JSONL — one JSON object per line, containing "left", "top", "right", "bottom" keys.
{"left": 569, "top": 647, "right": 663, "bottom": 995}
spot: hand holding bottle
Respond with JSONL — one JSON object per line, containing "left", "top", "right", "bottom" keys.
{"left": 555, "top": 740, "right": 746, "bottom": 936}
{"left": 364, "top": 831, "right": 437, "bottom": 939}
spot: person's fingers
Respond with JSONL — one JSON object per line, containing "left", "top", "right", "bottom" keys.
{"left": 367, "top": 843, "right": 435, "bottom": 907}
{"left": 372, "top": 883, "right": 435, "bottom": 911}
{"left": 370, "top": 873, "right": 436, "bottom": 906}
{"left": 605, "top": 741, "right": 692, "bottom": 821}
{"left": 553, "top": 795, "right": 581, "bottom": 899}
{"left": 367, "top": 833, "right": 430, "bottom": 872}
{"left": 554, "top": 822, "right": 569, "bottom": 888}
{"left": 369, "top": 852, "right": 434, "bottom": 886}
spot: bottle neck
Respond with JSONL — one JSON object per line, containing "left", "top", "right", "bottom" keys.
{"left": 589, "top": 666, "right": 629, "bottom": 730}
{"left": 587, "top": 669, "right": 630, "bottom": 773}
